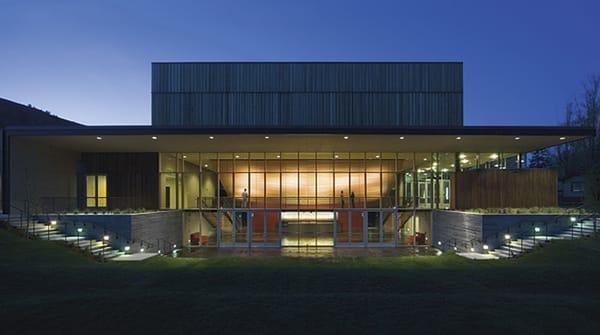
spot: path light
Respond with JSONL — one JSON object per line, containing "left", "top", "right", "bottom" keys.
{"left": 534, "top": 227, "right": 541, "bottom": 233}
{"left": 483, "top": 244, "right": 489, "bottom": 250}
{"left": 77, "top": 228, "right": 83, "bottom": 233}
{"left": 50, "top": 220, "right": 57, "bottom": 225}
{"left": 96, "top": 136, "right": 102, "bottom": 140}
{"left": 456, "top": 136, "right": 462, "bottom": 140}
{"left": 140, "top": 248, "right": 145, "bottom": 253}
{"left": 504, "top": 234, "right": 511, "bottom": 241}
{"left": 209, "top": 136, "right": 214, "bottom": 140}
{"left": 453, "top": 246, "right": 458, "bottom": 251}
{"left": 151, "top": 136, "right": 158, "bottom": 140}
{"left": 470, "top": 247, "right": 474, "bottom": 252}
{"left": 437, "top": 241, "right": 442, "bottom": 246}
{"left": 124, "top": 246, "right": 130, "bottom": 252}
{"left": 570, "top": 217, "right": 577, "bottom": 223}
{"left": 103, "top": 235, "right": 110, "bottom": 241}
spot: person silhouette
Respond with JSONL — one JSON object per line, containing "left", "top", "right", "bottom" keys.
{"left": 350, "top": 191, "right": 356, "bottom": 208}
{"left": 340, "top": 190, "right": 345, "bottom": 208}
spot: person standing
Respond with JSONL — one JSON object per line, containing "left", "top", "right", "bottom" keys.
{"left": 350, "top": 191, "right": 356, "bottom": 208}
{"left": 340, "top": 190, "right": 345, "bottom": 208}
{"left": 242, "top": 188, "right": 249, "bottom": 208}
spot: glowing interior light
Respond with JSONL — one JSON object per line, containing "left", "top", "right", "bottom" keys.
{"left": 77, "top": 228, "right": 83, "bottom": 233}
{"left": 461, "top": 159, "right": 469, "bottom": 164}
{"left": 140, "top": 248, "right": 145, "bottom": 253}
{"left": 264, "top": 136, "right": 270, "bottom": 139}
{"left": 456, "top": 136, "right": 462, "bottom": 140}
{"left": 437, "top": 241, "right": 442, "bottom": 246}
{"left": 50, "top": 220, "right": 57, "bottom": 225}
{"left": 559, "top": 136, "right": 566, "bottom": 140}
{"left": 504, "top": 234, "right": 511, "bottom": 240}
{"left": 459, "top": 154, "right": 466, "bottom": 159}
{"left": 203, "top": 164, "right": 208, "bottom": 168}
{"left": 103, "top": 235, "right": 110, "bottom": 241}
{"left": 570, "top": 217, "right": 576, "bottom": 222}
{"left": 534, "top": 227, "right": 541, "bottom": 233}
{"left": 343, "top": 136, "right": 349, "bottom": 140}
{"left": 441, "top": 168, "right": 449, "bottom": 172}
{"left": 483, "top": 244, "right": 489, "bottom": 250}
{"left": 399, "top": 136, "right": 405, "bottom": 140}
{"left": 209, "top": 136, "right": 214, "bottom": 140}
{"left": 96, "top": 136, "right": 102, "bottom": 140}
{"left": 490, "top": 153, "right": 499, "bottom": 159}
{"left": 235, "top": 155, "right": 240, "bottom": 158}
{"left": 276, "top": 155, "right": 281, "bottom": 158}
{"left": 151, "top": 136, "right": 158, "bottom": 140}
{"left": 124, "top": 246, "right": 130, "bottom": 251}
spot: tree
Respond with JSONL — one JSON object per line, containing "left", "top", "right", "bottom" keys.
{"left": 528, "top": 149, "right": 553, "bottom": 168}
{"left": 584, "top": 161, "right": 600, "bottom": 215}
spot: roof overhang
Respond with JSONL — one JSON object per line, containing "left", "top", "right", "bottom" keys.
{"left": 5, "top": 125, "right": 595, "bottom": 153}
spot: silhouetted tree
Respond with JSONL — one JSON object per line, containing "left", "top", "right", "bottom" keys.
{"left": 528, "top": 149, "right": 553, "bottom": 168}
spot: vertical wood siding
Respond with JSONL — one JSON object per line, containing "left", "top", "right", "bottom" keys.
{"left": 451, "top": 169, "right": 558, "bottom": 209}
{"left": 151, "top": 62, "right": 463, "bottom": 127}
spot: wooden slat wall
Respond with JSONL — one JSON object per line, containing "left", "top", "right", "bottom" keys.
{"left": 151, "top": 62, "right": 463, "bottom": 127}
{"left": 80, "top": 153, "right": 159, "bottom": 210}
{"left": 451, "top": 169, "right": 558, "bottom": 209}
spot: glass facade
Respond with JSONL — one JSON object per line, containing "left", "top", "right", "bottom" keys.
{"left": 160, "top": 151, "right": 518, "bottom": 248}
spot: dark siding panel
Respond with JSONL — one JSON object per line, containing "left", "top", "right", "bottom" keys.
{"left": 81, "top": 153, "right": 159, "bottom": 210}
{"left": 152, "top": 62, "right": 463, "bottom": 127}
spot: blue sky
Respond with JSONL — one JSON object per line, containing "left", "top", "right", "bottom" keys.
{"left": 1, "top": 0, "right": 599, "bottom": 125}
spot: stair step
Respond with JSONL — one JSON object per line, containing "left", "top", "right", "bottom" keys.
{"left": 90, "top": 246, "right": 113, "bottom": 254}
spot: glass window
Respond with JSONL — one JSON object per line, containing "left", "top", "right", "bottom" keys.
{"left": 86, "top": 175, "right": 107, "bottom": 208}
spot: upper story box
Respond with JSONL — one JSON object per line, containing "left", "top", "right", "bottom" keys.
{"left": 151, "top": 62, "right": 463, "bottom": 128}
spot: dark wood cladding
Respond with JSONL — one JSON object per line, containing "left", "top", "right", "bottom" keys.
{"left": 451, "top": 169, "right": 558, "bottom": 209}
{"left": 80, "top": 153, "right": 159, "bottom": 210}
{"left": 152, "top": 62, "right": 463, "bottom": 127}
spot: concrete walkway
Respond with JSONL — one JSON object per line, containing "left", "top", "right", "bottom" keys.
{"left": 111, "top": 253, "right": 159, "bottom": 261}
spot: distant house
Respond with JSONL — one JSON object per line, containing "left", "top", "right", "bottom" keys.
{"left": 559, "top": 175, "right": 585, "bottom": 206}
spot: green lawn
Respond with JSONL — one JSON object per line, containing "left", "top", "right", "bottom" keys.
{"left": 1, "top": 227, "right": 600, "bottom": 334}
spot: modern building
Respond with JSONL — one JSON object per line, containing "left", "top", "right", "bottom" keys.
{"left": 1, "top": 62, "right": 595, "bottom": 249}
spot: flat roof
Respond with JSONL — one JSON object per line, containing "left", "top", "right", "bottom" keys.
{"left": 5, "top": 125, "right": 594, "bottom": 153}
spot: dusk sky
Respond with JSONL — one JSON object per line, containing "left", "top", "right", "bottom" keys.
{"left": 1, "top": 0, "right": 599, "bottom": 126}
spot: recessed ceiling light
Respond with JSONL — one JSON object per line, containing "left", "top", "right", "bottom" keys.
{"left": 559, "top": 136, "right": 566, "bottom": 140}
{"left": 490, "top": 154, "right": 499, "bottom": 159}
{"left": 96, "top": 136, "right": 102, "bottom": 140}
{"left": 209, "top": 136, "right": 214, "bottom": 140}
{"left": 455, "top": 136, "right": 462, "bottom": 140}
{"left": 276, "top": 155, "right": 281, "bottom": 158}
{"left": 459, "top": 154, "right": 467, "bottom": 159}
{"left": 235, "top": 155, "right": 240, "bottom": 159}
{"left": 183, "top": 155, "right": 187, "bottom": 159}
{"left": 514, "top": 137, "right": 521, "bottom": 140}
{"left": 343, "top": 136, "right": 349, "bottom": 140}
{"left": 375, "top": 155, "right": 380, "bottom": 158}
{"left": 204, "top": 164, "right": 208, "bottom": 168}
{"left": 264, "top": 136, "right": 270, "bottom": 139}
{"left": 334, "top": 155, "right": 339, "bottom": 159}
{"left": 151, "top": 136, "right": 158, "bottom": 140}
{"left": 461, "top": 159, "right": 469, "bottom": 164}
{"left": 399, "top": 136, "right": 405, "bottom": 140}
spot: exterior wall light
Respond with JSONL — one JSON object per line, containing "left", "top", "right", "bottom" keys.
{"left": 140, "top": 248, "right": 145, "bottom": 253}
{"left": 77, "top": 228, "right": 83, "bottom": 233}
{"left": 151, "top": 136, "right": 158, "bottom": 140}
{"left": 483, "top": 244, "right": 489, "bottom": 250}
{"left": 514, "top": 137, "right": 521, "bottom": 140}
{"left": 343, "top": 136, "right": 349, "bottom": 140}
{"left": 103, "top": 235, "right": 110, "bottom": 241}
{"left": 96, "top": 136, "right": 102, "bottom": 140}
{"left": 124, "top": 246, "right": 130, "bottom": 252}
{"left": 50, "top": 220, "right": 57, "bottom": 225}
{"left": 504, "top": 234, "right": 511, "bottom": 240}
{"left": 570, "top": 217, "right": 577, "bottom": 222}
{"left": 559, "top": 137, "right": 566, "bottom": 140}
{"left": 399, "top": 136, "right": 405, "bottom": 140}
{"left": 209, "top": 136, "right": 214, "bottom": 140}
{"left": 437, "top": 241, "right": 442, "bottom": 246}
{"left": 455, "top": 136, "right": 462, "bottom": 140}
{"left": 534, "top": 227, "right": 541, "bottom": 233}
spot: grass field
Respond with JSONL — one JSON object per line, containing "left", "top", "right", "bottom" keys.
{"left": 1, "top": 227, "right": 600, "bottom": 334}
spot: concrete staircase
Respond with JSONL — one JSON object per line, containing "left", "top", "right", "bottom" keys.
{"left": 6, "top": 216, "right": 126, "bottom": 261}
{"left": 488, "top": 219, "right": 598, "bottom": 259}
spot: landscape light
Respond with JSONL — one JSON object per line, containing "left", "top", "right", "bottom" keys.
{"left": 50, "top": 220, "right": 57, "bottom": 225}
{"left": 124, "top": 246, "right": 130, "bottom": 251}
{"left": 514, "top": 137, "right": 520, "bottom": 140}
{"left": 437, "top": 241, "right": 442, "bottom": 246}
{"left": 470, "top": 247, "right": 474, "bottom": 252}
{"left": 453, "top": 246, "right": 458, "bottom": 251}
{"left": 483, "top": 244, "right": 489, "bottom": 250}
{"left": 140, "top": 248, "right": 145, "bottom": 253}
{"left": 559, "top": 137, "right": 566, "bottom": 140}
{"left": 103, "top": 235, "right": 110, "bottom": 241}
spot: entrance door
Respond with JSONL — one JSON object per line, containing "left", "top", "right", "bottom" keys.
{"left": 281, "top": 211, "right": 334, "bottom": 247}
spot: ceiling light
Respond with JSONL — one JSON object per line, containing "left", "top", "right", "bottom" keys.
{"left": 183, "top": 155, "right": 187, "bottom": 159}
{"left": 151, "top": 136, "right": 158, "bottom": 140}
{"left": 375, "top": 155, "right": 380, "bottom": 158}
{"left": 514, "top": 137, "right": 521, "bottom": 140}
{"left": 423, "top": 158, "right": 428, "bottom": 161}
{"left": 559, "top": 136, "right": 566, "bottom": 140}
{"left": 96, "top": 136, "right": 102, "bottom": 140}
{"left": 334, "top": 155, "right": 339, "bottom": 159}
{"left": 490, "top": 153, "right": 499, "bottom": 159}
{"left": 204, "top": 164, "right": 208, "bottom": 168}
{"left": 264, "top": 136, "right": 270, "bottom": 139}
{"left": 399, "top": 136, "right": 405, "bottom": 140}
{"left": 441, "top": 168, "right": 449, "bottom": 172}
{"left": 276, "top": 155, "right": 281, "bottom": 158}
{"left": 235, "top": 155, "right": 240, "bottom": 159}
{"left": 455, "top": 136, "right": 462, "bottom": 140}
{"left": 459, "top": 154, "right": 466, "bottom": 159}
{"left": 461, "top": 159, "right": 469, "bottom": 164}
{"left": 209, "top": 136, "right": 214, "bottom": 140}
{"left": 343, "top": 136, "right": 349, "bottom": 140}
